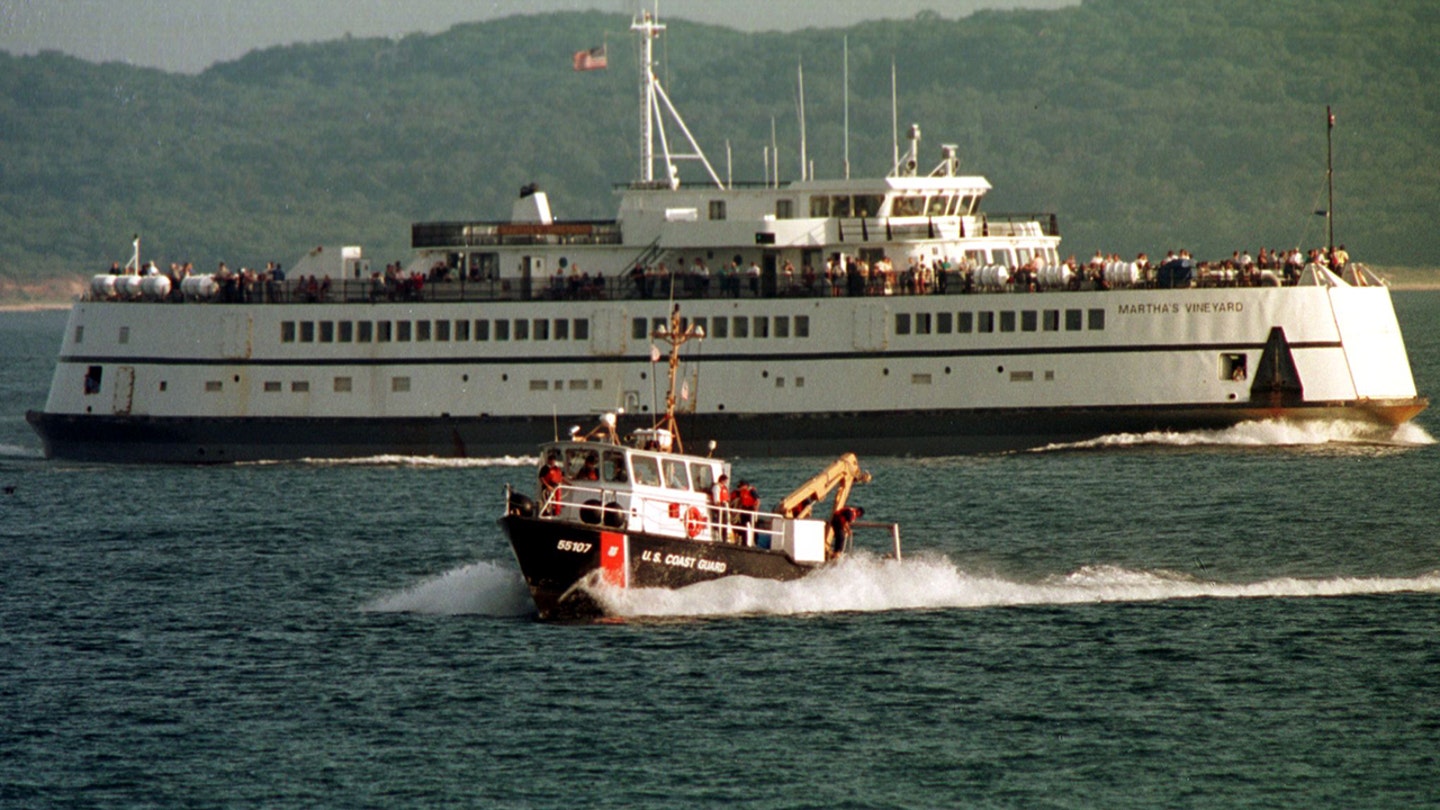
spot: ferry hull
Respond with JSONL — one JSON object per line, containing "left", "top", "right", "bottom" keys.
{"left": 27, "top": 397, "right": 1426, "bottom": 462}
{"left": 499, "top": 514, "right": 814, "bottom": 620}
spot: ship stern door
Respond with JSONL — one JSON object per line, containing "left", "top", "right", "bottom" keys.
{"left": 112, "top": 366, "right": 135, "bottom": 415}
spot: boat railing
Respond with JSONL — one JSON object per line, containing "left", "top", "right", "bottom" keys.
{"left": 539, "top": 482, "right": 901, "bottom": 560}
{"left": 85, "top": 258, "right": 1325, "bottom": 305}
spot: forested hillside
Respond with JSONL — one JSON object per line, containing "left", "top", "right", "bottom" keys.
{"left": 2, "top": 0, "right": 1437, "bottom": 285}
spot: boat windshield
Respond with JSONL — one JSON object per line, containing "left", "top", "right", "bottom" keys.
{"left": 631, "top": 454, "right": 662, "bottom": 487}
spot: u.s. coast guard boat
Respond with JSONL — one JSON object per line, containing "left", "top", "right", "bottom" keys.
{"left": 500, "top": 306, "right": 898, "bottom": 620}
{"left": 26, "top": 11, "right": 1426, "bottom": 463}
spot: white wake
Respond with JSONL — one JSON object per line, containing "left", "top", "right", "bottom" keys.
{"left": 363, "top": 560, "right": 535, "bottom": 617}
{"left": 1030, "top": 418, "right": 1435, "bottom": 453}
{"left": 366, "top": 553, "right": 1440, "bottom": 621}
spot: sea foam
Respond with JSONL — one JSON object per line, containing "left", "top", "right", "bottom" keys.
{"left": 376, "top": 552, "right": 1440, "bottom": 622}
{"left": 1030, "top": 418, "right": 1435, "bottom": 453}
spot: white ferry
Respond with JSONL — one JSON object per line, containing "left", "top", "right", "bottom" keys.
{"left": 26, "top": 12, "right": 1426, "bottom": 463}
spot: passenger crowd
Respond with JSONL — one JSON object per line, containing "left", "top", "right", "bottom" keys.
{"left": 97, "top": 242, "right": 1356, "bottom": 304}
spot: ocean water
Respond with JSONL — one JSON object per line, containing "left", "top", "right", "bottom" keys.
{"left": 3, "top": 297, "right": 1440, "bottom": 808}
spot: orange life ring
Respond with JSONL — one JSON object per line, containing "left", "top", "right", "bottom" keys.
{"left": 685, "top": 506, "right": 705, "bottom": 539}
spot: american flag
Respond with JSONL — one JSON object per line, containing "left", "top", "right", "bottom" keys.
{"left": 573, "top": 44, "right": 607, "bottom": 72}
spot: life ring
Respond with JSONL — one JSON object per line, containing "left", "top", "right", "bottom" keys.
{"left": 685, "top": 506, "right": 705, "bottom": 539}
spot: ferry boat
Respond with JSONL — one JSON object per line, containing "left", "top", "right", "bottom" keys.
{"left": 26, "top": 12, "right": 1426, "bottom": 463}
{"left": 499, "top": 306, "right": 900, "bottom": 620}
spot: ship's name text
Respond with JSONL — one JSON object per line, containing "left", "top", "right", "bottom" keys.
{"left": 1117, "top": 301, "right": 1244, "bottom": 315}
{"left": 641, "top": 549, "right": 727, "bottom": 573}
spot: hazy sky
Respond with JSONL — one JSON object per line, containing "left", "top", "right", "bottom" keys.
{"left": 0, "top": 0, "right": 1078, "bottom": 74}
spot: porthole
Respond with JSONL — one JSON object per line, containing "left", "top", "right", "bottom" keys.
{"left": 996, "top": 366, "right": 1005, "bottom": 373}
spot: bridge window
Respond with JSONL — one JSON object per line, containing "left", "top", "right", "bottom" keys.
{"left": 281, "top": 321, "right": 296, "bottom": 342}
{"left": 358, "top": 321, "right": 373, "bottom": 342}
{"left": 475, "top": 319, "right": 490, "bottom": 341}
{"left": 978, "top": 312, "right": 995, "bottom": 333}
{"left": 573, "top": 318, "right": 589, "bottom": 340}
{"left": 319, "top": 321, "right": 334, "bottom": 343}
{"left": 1065, "top": 309, "right": 1083, "bottom": 331}
{"left": 1043, "top": 310, "right": 1060, "bottom": 331}
{"left": 374, "top": 320, "right": 389, "bottom": 342}
{"left": 937, "top": 312, "right": 953, "bottom": 334}
{"left": 299, "top": 322, "right": 315, "bottom": 342}
{"left": 894, "top": 313, "right": 912, "bottom": 335}
{"left": 1021, "top": 311, "right": 1037, "bottom": 332}
{"left": 795, "top": 315, "right": 810, "bottom": 337}
{"left": 999, "top": 312, "right": 1016, "bottom": 332}
{"left": 397, "top": 321, "right": 412, "bottom": 342}
{"left": 709, "top": 200, "right": 727, "bottom": 221}
{"left": 1088, "top": 309, "right": 1106, "bottom": 330}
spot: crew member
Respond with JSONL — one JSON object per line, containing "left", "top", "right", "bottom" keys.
{"left": 709, "top": 474, "right": 731, "bottom": 542}
{"left": 538, "top": 452, "right": 564, "bottom": 514}
{"left": 830, "top": 505, "right": 864, "bottom": 558}
{"left": 576, "top": 452, "right": 600, "bottom": 481}
{"left": 732, "top": 481, "right": 759, "bottom": 547}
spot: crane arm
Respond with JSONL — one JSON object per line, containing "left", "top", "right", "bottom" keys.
{"left": 776, "top": 452, "right": 872, "bottom": 519}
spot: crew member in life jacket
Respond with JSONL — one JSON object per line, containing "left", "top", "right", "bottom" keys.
{"left": 576, "top": 452, "right": 600, "bottom": 481}
{"left": 829, "top": 505, "right": 864, "bottom": 558}
{"left": 731, "top": 480, "right": 759, "bottom": 547}
{"left": 538, "top": 452, "right": 564, "bottom": 514}
{"left": 709, "top": 474, "right": 731, "bottom": 542}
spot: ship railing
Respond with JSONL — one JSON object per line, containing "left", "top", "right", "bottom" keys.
{"left": 540, "top": 482, "right": 901, "bottom": 560}
{"left": 88, "top": 257, "right": 1325, "bottom": 305}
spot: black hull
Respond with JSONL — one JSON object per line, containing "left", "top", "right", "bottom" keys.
{"left": 25, "top": 398, "right": 1427, "bottom": 463}
{"left": 499, "top": 515, "right": 814, "bottom": 620}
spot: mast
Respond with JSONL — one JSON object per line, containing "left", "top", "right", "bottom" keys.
{"left": 630, "top": 8, "right": 723, "bottom": 189}
{"left": 650, "top": 304, "right": 705, "bottom": 454}
{"left": 633, "top": 11, "right": 661, "bottom": 184}
{"left": 1326, "top": 105, "right": 1335, "bottom": 257}
{"left": 843, "top": 36, "right": 850, "bottom": 179}
{"left": 797, "top": 59, "right": 808, "bottom": 181}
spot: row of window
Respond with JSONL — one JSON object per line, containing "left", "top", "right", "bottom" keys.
{"left": 895, "top": 308, "right": 1105, "bottom": 336}
{"left": 280, "top": 318, "right": 592, "bottom": 344}
{"left": 630, "top": 315, "right": 811, "bottom": 341}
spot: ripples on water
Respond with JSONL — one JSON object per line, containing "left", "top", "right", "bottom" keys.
{"left": 4, "top": 300, "right": 1440, "bottom": 806}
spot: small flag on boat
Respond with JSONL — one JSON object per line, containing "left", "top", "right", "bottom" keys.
{"left": 681, "top": 380, "right": 690, "bottom": 401}
{"left": 650, "top": 344, "right": 661, "bottom": 363}
{"left": 573, "top": 44, "right": 607, "bottom": 71}
{"left": 1328, "top": 109, "right": 1335, "bottom": 129}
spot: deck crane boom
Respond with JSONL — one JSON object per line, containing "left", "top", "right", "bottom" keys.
{"left": 775, "top": 452, "right": 871, "bottom": 521}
